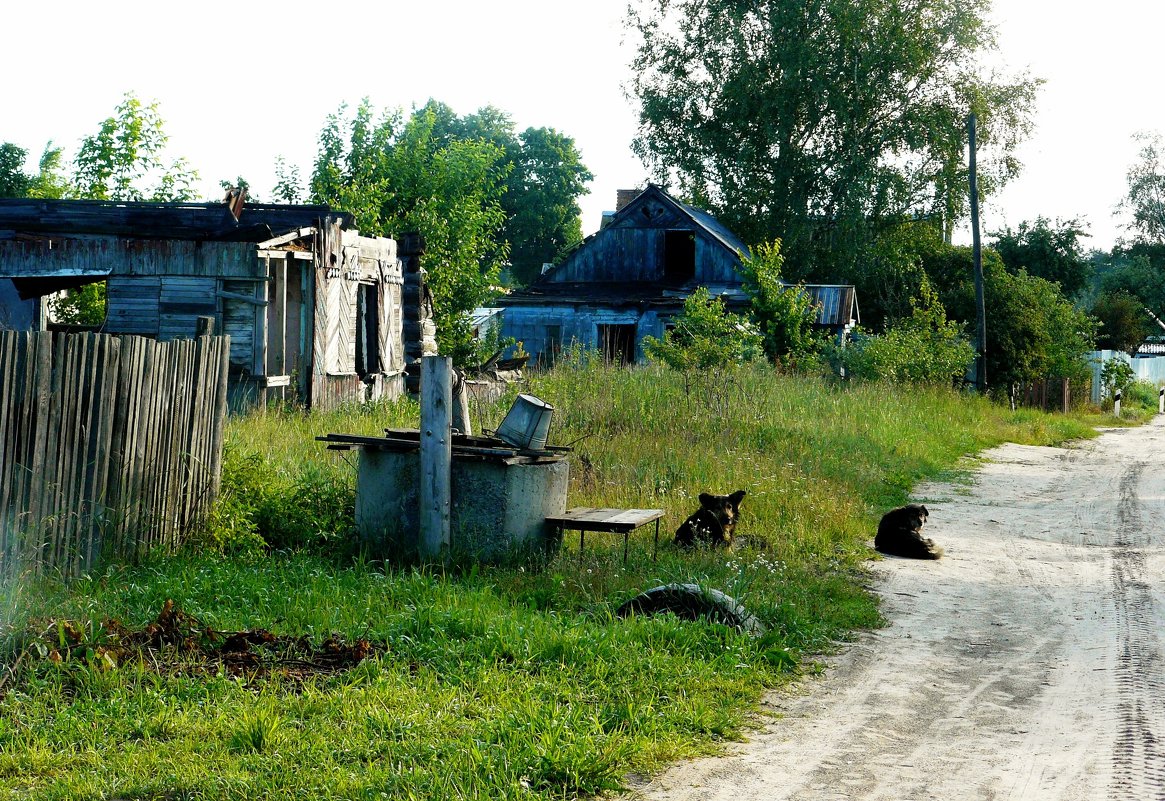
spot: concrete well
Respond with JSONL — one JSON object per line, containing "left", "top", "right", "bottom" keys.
{"left": 354, "top": 447, "right": 569, "bottom": 562}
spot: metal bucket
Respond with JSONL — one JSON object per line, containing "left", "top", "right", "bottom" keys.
{"left": 496, "top": 394, "right": 554, "bottom": 451}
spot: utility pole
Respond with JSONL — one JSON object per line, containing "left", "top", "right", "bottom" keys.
{"left": 968, "top": 113, "right": 987, "bottom": 392}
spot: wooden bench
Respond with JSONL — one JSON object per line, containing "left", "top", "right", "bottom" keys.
{"left": 545, "top": 508, "right": 666, "bottom": 563}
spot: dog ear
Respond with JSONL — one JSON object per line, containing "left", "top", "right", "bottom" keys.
{"left": 729, "top": 490, "right": 746, "bottom": 509}
{"left": 698, "top": 493, "right": 716, "bottom": 508}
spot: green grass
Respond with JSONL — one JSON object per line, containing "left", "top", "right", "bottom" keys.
{"left": 0, "top": 362, "right": 1104, "bottom": 799}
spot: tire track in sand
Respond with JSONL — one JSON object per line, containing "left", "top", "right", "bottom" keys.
{"left": 1110, "top": 461, "right": 1165, "bottom": 799}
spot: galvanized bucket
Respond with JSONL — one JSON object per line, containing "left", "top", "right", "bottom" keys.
{"left": 496, "top": 394, "right": 554, "bottom": 451}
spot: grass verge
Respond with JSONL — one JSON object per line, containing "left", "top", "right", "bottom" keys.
{"left": 0, "top": 363, "right": 1104, "bottom": 799}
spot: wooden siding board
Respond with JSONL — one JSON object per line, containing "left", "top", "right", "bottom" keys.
{"left": 221, "top": 280, "right": 257, "bottom": 371}
{"left": 0, "top": 238, "right": 258, "bottom": 280}
{"left": 105, "top": 277, "right": 161, "bottom": 336}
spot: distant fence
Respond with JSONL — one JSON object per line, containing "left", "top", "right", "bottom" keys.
{"left": 1017, "top": 377, "right": 1071, "bottom": 413}
{"left": 1090, "top": 350, "right": 1165, "bottom": 404}
{"left": 0, "top": 330, "right": 230, "bottom": 576}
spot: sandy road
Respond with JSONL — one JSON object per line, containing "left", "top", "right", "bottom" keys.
{"left": 628, "top": 418, "right": 1165, "bottom": 801}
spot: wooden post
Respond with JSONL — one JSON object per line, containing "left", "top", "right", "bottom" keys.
{"left": 196, "top": 316, "right": 216, "bottom": 337}
{"left": 1158, "top": 387, "right": 1163, "bottom": 414}
{"left": 419, "top": 356, "right": 452, "bottom": 559}
{"left": 968, "top": 113, "right": 988, "bottom": 393}
{"left": 452, "top": 369, "right": 472, "bottom": 436}
{"left": 1115, "top": 389, "right": 1122, "bottom": 418}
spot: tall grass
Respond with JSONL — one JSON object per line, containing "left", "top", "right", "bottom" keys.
{"left": 0, "top": 362, "right": 1100, "bottom": 799}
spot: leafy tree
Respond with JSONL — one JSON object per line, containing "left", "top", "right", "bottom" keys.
{"left": 73, "top": 92, "right": 198, "bottom": 201}
{"left": 1095, "top": 242, "right": 1165, "bottom": 321}
{"left": 311, "top": 100, "right": 509, "bottom": 365}
{"left": 739, "top": 240, "right": 822, "bottom": 367}
{"left": 504, "top": 126, "right": 593, "bottom": 285}
{"left": 0, "top": 143, "right": 31, "bottom": 198}
{"left": 0, "top": 142, "right": 70, "bottom": 199}
{"left": 1100, "top": 357, "right": 1136, "bottom": 398}
{"left": 1121, "top": 132, "right": 1165, "bottom": 244}
{"left": 48, "top": 283, "right": 106, "bottom": 327}
{"left": 854, "top": 219, "right": 944, "bottom": 331}
{"left": 422, "top": 102, "right": 593, "bottom": 285}
{"left": 626, "top": 0, "right": 1040, "bottom": 280}
{"left": 991, "top": 217, "right": 1091, "bottom": 299}
{"left": 1091, "top": 290, "right": 1153, "bottom": 356}
{"left": 271, "top": 156, "right": 304, "bottom": 203}
{"left": 837, "top": 277, "right": 974, "bottom": 384}
{"left": 643, "top": 286, "right": 763, "bottom": 370}
{"left": 926, "top": 243, "right": 1096, "bottom": 391}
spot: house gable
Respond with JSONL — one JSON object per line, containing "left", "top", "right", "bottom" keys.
{"left": 545, "top": 185, "right": 745, "bottom": 286}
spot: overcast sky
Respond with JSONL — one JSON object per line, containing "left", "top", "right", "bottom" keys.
{"left": 4, "top": 0, "right": 1162, "bottom": 252}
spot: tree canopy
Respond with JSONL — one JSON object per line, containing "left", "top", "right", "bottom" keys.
{"left": 1122, "top": 132, "right": 1165, "bottom": 245}
{"left": 990, "top": 217, "right": 1091, "bottom": 299}
{"left": 73, "top": 93, "right": 198, "bottom": 202}
{"left": 311, "top": 100, "right": 511, "bottom": 365}
{"left": 309, "top": 98, "right": 592, "bottom": 364}
{"left": 626, "top": 0, "right": 1040, "bottom": 280}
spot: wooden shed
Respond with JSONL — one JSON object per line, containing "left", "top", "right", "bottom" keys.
{"left": 0, "top": 197, "right": 433, "bottom": 409}
{"left": 500, "top": 185, "right": 858, "bottom": 365}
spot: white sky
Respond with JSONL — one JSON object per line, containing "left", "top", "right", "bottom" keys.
{"left": 3, "top": 0, "right": 1162, "bottom": 252}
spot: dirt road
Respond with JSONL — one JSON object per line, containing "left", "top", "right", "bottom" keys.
{"left": 629, "top": 418, "right": 1165, "bottom": 801}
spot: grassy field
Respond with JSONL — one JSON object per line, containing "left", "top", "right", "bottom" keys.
{"left": 0, "top": 361, "right": 1126, "bottom": 800}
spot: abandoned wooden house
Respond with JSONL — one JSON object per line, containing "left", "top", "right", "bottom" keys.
{"left": 0, "top": 196, "right": 436, "bottom": 409}
{"left": 499, "top": 185, "right": 859, "bottom": 365}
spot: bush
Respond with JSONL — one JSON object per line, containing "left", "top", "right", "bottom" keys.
{"left": 739, "top": 240, "right": 823, "bottom": 368}
{"left": 643, "top": 287, "right": 763, "bottom": 371}
{"left": 836, "top": 278, "right": 975, "bottom": 384}
{"left": 1101, "top": 357, "right": 1136, "bottom": 398}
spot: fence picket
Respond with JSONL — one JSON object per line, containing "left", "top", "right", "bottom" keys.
{"left": 0, "top": 331, "right": 230, "bottom": 575}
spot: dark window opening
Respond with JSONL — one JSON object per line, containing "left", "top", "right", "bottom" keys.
{"left": 541, "top": 324, "right": 563, "bottom": 368}
{"left": 598, "top": 323, "right": 637, "bottom": 365}
{"left": 663, "top": 230, "right": 695, "bottom": 284}
{"left": 356, "top": 283, "right": 380, "bottom": 379}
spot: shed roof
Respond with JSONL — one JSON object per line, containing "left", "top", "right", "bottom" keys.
{"left": 0, "top": 198, "right": 351, "bottom": 242}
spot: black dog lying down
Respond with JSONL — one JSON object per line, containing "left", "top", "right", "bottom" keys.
{"left": 674, "top": 490, "right": 746, "bottom": 548}
{"left": 875, "top": 503, "right": 943, "bottom": 559}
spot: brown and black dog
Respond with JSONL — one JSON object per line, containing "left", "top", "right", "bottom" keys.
{"left": 874, "top": 503, "right": 943, "bottom": 559}
{"left": 674, "top": 490, "right": 747, "bottom": 548}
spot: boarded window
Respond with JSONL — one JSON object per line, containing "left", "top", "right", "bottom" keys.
{"left": 598, "top": 323, "right": 637, "bottom": 365}
{"left": 663, "top": 230, "right": 695, "bottom": 284}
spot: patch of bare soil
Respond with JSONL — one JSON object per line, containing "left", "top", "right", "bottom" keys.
{"left": 17, "top": 599, "right": 377, "bottom": 685}
{"left": 627, "top": 418, "right": 1165, "bottom": 801}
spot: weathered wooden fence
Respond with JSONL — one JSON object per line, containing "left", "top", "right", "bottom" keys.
{"left": 1017, "top": 377, "right": 1071, "bottom": 413}
{"left": 0, "top": 330, "right": 230, "bottom": 576}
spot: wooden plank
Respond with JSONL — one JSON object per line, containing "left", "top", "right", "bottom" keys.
{"left": 419, "top": 356, "right": 452, "bottom": 558}
{"left": 217, "top": 289, "right": 269, "bottom": 306}
{"left": 545, "top": 507, "right": 665, "bottom": 533}
{"left": 87, "top": 336, "right": 120, "bottom": 569}
{"left": 11, "top": 333, "right": 37, "bottom": 556}
{"left": 0, "top": 333, "right": 18, "bottom": 565}
{"left": 53, "top": 334, "right": 85, "bottom": 572}
{"left": 209, "top": 335, "right": 230, "bottom": 497}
